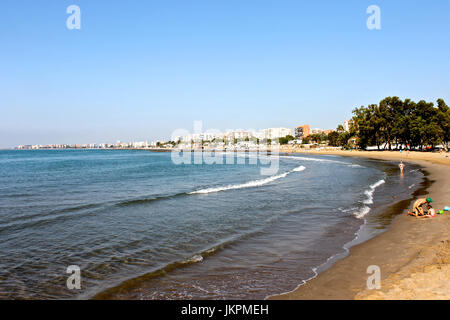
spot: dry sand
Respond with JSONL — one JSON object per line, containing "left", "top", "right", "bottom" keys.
{"left": 270, "top": 149, "right": 450, "bottom": 300}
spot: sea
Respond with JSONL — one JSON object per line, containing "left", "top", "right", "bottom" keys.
{"left": 0, "top": 149, "right": 425, "bottom": 299}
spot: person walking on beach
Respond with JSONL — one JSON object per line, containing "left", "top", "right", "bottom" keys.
{"left": 409, "top": 198, "right": 433, "bottom": 216}
{"left": 399, "top": 160, "right": 405, "bottom": 174}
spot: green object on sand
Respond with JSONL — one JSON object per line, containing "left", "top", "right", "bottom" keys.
{"left": 439, "top": 210, "right": 444, "bottom": 215}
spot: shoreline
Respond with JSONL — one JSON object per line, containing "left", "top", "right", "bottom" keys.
{"left": 12, "top": 148, "right": 447, "bottom": 299}
{"left": 270, "top": 150, "right": 450, "bottom": 300}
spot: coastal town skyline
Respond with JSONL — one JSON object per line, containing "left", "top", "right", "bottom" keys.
{"left": 14, "top": 121, "right": 351, "bottom": 150}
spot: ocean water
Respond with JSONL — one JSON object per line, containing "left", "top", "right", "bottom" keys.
{"left": 0, "top": 150, "right": 424, "bottom": 299}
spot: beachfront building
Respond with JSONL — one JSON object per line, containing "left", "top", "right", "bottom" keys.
{"left": 131, "top": 141, "right": 149, "bottom": 148}
{"left": 114, "top": 141, "right": 131, "bottom": 148}
{"left": 224, "top": 130, "right": 254, "bottom": 142}
{"left": 260, "top": 127, "right": 293, "bottom": 140}
{"left": 179, "top": 127, "right": 293, "bottom": 146}
{"left": 181, "top": 131, "right": 226, "bottom": 143}
{"left": 16, "top": 145, "right": 32, "bottom": 150}
{"left": 181, "top": 134, "right": 193, "bottom": 143}
{"left": 181, "top": 133, "right": 202, "bottom": 143}
{"left": 343, "top": 120, "right": 353, "bottom": 132}
{"left": 311, "top": 128, "right": 324, "bottom": 134}
{"left": 204, "top": 131, "right": 225, "bottom": 142}
{"left": 294, "top": 125, "right": 310, "bottom": 139}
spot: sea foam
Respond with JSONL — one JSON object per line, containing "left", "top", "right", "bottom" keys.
{"left": 355, "top": 179, "right": 385, "bottom": 218}
{"left": 189, "top": 165, "right": 306, "bottom": 194}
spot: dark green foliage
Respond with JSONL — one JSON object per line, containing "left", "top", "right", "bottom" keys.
{"left": 350, "top": 97, "right": 449, "bottom": 151}
{"left": 279, "top": 135, "right": 296, "bottom": 145}
{"left": 327, "top": 131, "right": 339, "bottom": 146}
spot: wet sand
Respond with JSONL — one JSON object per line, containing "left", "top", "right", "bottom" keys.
{"left": 271, "top": 150, "right": 450, "bottom": 300}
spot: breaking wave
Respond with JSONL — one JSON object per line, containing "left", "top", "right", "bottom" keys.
{"left": 189, "top": 166, "right": 306, "bottom": 194}
{"left": 354, "top": 179, "right": 385, "bottom": 219}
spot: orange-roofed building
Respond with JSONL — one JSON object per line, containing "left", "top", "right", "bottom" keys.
{"left": 295, "top": 125, "right": 310, "bottom": 138}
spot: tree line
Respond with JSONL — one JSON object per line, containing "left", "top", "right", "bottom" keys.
{"left": 298, "top": 97, "right": 449, "bottom": 151}
{"left": 349, "top": 97, "right": 449, "bottom": 151}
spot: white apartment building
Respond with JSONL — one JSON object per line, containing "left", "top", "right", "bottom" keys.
{"left": 224, "top": 130, "right": 255, "bottom": 141}
{"left": 180, "top": 127, "right": 292, "bottom": 144}
{"left": 132, "top": 141, "right": 148, "bottom": 148}
{"left": 343, "top": 120, "right": 353, "bottom": 132}
{"left": 260, "top": 127, "right": 293, "bottom": 140}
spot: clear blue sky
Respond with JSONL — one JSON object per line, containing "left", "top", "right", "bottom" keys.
{"left": 1, "top": 0, "right": 449, "bottom": 148}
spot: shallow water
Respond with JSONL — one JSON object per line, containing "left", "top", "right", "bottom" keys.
{"left": 0, "top": 150, "right": 423, "bottom": 299}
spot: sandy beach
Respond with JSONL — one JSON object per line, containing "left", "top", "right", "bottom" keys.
{"left": 271, "top": 148, "right": 450, "bottom": 300}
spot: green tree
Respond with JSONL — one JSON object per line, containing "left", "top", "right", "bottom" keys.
{"left": 310, "top": 133, "right": 323, "bottom": 144}
{"left": 327, "top": 131, "right": 339, "bottom": 146}
{"left": 279, "top": 135, "right": 295, "bottom": 145}
{"left": 338, "top": 131, "right": 350, "bottom": 148}
{"left": 350, "top": 97, "right": 448, "bottom": 151}
{"left": 436, "top": 99, "right": 450, "bottom": 151}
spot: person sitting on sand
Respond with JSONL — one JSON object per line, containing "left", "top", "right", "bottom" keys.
{"left": 408, "top": 197, "right": 433, "bottom": 217}
{"left": 410, "top": 207, "right": 436, "bottom": 219}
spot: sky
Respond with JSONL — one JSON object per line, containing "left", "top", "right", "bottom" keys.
{"left": 1, "top": 0, "right": 449, "bottom": 148}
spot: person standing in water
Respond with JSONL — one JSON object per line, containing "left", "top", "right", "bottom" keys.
{"left": 399, "top": 160, "right": 405, "bottom": 174}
